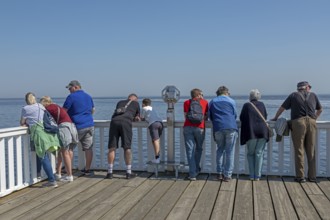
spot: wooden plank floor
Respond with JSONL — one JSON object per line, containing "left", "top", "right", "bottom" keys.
{"left": 1, "top": 171, "right": 330, "bottom": 220}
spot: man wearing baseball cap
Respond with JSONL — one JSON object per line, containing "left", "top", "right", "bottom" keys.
{"left": 272, "top": 81, "right": 322, "bottom": 183}
{"left": 64, "top": 80, "right": 95, "bottom": 176}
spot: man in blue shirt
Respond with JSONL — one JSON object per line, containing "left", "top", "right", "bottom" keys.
{"left": 63, "top": 80, "right": 95, "bottom": 176}
{"left": 209, "top": 86, "right": 238, "bottom": 182}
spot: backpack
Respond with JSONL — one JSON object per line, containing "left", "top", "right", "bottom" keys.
{"left": 43, "top": 110, "right": 59, "bottom": 133}
{"left": 186, "top": 99, "right": 204, "bottom": 124}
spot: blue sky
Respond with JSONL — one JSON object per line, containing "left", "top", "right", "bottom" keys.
{"left": 0, "top": 0, "right": 329, "bottom": 98}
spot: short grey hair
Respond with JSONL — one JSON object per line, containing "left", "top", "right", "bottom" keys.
{"left": 216, "top": 86, "right": 229, "bottom": 96}
{"left": 249, "top": 89, "right": 261, "bottom": 101}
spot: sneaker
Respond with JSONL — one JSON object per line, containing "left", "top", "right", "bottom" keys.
{"left": 294, "top": 177, "right": 306, "bottom": 183}
{"left": 217, "top": 174, "right": 224, "bottom": 181}
{"left": 42, "top": 181, "right": 58, "bottom": 188}
{"left": 254, "top": 178, "right": 260, "bottom": 181}
{"left": 54, "top": 174, "right": 62, "bottom": 181}
{"left": 185, "top": 176, "right": 196, "bottom": 181}
{"left": 223, "top": 176, "right": 232, "bottom": 182}
{"left": 126, "top": 172, "right": 137, "bottom": 179}
{"left": 61, "top": 175, "right": 74, "bottom": 182}
{"left": 85, "top": 170, "right": 93, "bottom": 176}
{"left": 82, "top": 169, "right": 94, "bottom": 176}
{"left": 151, "top": 158, "right": 160, "bottom": 164}
{"left": 105, "top": 173, "right": 113, "bottom": 179}
{"left": 308, "top": 178, "right": 317, "bottom": 183}
{"left": 37, "top": 172, "right": 42, "bottom": 181}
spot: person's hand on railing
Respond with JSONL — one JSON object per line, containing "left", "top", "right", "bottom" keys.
{"left": 134, "top": 115, "right": 141, "bottom": 122}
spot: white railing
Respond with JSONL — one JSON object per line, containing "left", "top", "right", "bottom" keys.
{"left": 0, "top": 127, "right": 57, "bottom": 197}
{"left": 1, "top": 121, "right": 330, "bottom": 197}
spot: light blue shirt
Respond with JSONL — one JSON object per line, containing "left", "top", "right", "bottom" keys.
{"left": 21, "top": 103, "right": 45, "bottom": 128}
{"left": 141, "top": 106, "right": 162, "bottom": 126}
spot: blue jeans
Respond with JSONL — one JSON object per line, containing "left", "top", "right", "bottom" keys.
{"left": 31, "top": 140, "right": 42, "bottom": 175}
{"left": 37, "top": 153, "right": 55, "bottom": 182}
{"left": 183, "top": 126, "right": 205, "bottom": 178}
{"left": 246, "top": 138, "right": 267, "bottom": 178}
{"left": 214, "top": 129, "right": 238, "bottom": 177}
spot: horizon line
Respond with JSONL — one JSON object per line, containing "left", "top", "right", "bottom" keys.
{"left": 1, "top": 93, "right": 329, "bottom": 100}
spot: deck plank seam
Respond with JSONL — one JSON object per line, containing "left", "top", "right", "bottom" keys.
{"left": 266, "top": 177, "right": 279, "bottom": 220}
{"left": 300, "top": 182, "right": 324, "bottom": 220}
{"left": 208, "top": 174, "right": 222, "bottom": 220}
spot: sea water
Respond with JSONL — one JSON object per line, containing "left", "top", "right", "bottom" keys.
{"left": 1, "top": 94, "right": 329, "bottom": 129}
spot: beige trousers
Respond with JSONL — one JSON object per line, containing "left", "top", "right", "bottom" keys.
{"left": 291, "top": 117, "right": 317, "bottom": 179}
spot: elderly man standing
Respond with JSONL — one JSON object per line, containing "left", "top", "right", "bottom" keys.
{"left": 63, "top": 80, "right": 95, "bottom": 176}
{"left": 209, "top": 86, "right": 238, "bottom": 182}
{"left": 272, "top": 81, "right": 322, "bottom": 183}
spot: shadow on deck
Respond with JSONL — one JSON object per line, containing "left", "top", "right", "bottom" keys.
{"left": 1, "top": 171, "right": 330, "bottom": 220}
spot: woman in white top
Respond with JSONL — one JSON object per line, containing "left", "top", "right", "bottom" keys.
{"left": 20, "top": 92, "right": 60, "bottom": 187}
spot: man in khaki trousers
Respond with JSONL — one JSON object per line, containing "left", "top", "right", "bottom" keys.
{"left": 272, "top": 81, "right": 322, "bottom": 183}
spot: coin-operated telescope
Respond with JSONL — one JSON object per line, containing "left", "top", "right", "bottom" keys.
{"left": 161, "top": 85, "right": 180, "bottom": 166}
{"left": 161, "top": 85, "right": 180, "bottom": 109}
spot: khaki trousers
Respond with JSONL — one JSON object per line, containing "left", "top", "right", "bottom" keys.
{"left": 291, "top": 117, "right": 317, "bottom": 179}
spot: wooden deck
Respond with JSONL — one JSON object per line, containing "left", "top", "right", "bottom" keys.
{"left": 1, "top": 171, "right": 330, "bottom": 220}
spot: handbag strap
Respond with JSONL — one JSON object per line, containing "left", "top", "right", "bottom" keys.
{"left": 249, "top": 102, "right": 268, "bottom": 126}
{"left": 124, "top": 100, "right": 132, "bottom": 109}
{"left": 56, "top": 106, "right": 60, "bottom": 124}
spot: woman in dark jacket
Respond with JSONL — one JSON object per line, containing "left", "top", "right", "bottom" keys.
{"left": 240, "top": 89, "right": 269, "bottom": 181}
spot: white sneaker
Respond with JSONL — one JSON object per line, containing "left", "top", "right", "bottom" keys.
{"left": 37, "top": 175, "right": 42, "bottom": 181}
{"left": 54, "top": 174, "right": 62, "bottom": 181}
{"left": 61, "top": 175, "right": 73, "bottom": 182}
{"left": 42, "top": 181, "right": 58, "bottom": 188}
{"left": 151, "top": 158, "right": 160, "bottom": 164}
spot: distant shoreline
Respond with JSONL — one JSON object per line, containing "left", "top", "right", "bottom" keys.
{"left": 1, "top": 94, "right": 329, "bottom": 100}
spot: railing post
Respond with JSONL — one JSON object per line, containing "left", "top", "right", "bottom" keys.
{"left": 327, "top": 128, "right": 330, "bottom": 177}
{"left": 166, "top": 103, "right": 175, "bottom": 165}
{"left": 0, "top": 138, "right": 6, "bottom": 196}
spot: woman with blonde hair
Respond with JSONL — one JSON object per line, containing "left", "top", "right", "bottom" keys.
{"left": 20, "top": 92, "right": 60, "bottom": 187}
{"left": 40, "top": 96, "right": 78, "bottom": 182}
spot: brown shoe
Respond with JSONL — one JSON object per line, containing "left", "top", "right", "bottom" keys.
{"left": 223, "top": 176, "right": 232, "bottom": 182}
{"left": 294, "top": 177, "right": 306, "bottom": 183}
{"left": 217, "top": 174, "right": 223, "bottom": 181}
{"left": 308, "top": 178, "right": 317, "bottom": 183}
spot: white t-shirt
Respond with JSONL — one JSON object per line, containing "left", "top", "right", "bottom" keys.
{"left": 141, "top": 106, "right": 162, "bottom": 126}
